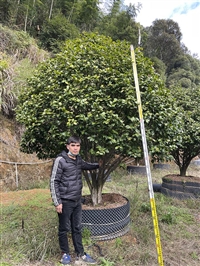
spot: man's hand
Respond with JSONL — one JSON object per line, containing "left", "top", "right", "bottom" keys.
{"left": 56, "top": 204, "right": 63, "bottom": 213}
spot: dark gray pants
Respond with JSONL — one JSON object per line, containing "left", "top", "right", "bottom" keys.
{"left": 58, "top": 198, "right": 84, "bottom": 255}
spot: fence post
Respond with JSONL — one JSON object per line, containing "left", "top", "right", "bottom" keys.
{"left": 15, "top": 163, "right": 19, "bottom": 188}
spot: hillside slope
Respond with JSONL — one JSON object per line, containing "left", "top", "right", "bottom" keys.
{"left": 0, "top": 25, "right": 51, "bottom": 191}
{"left": 0, "top": 114, "right": 52, "bottom": 191}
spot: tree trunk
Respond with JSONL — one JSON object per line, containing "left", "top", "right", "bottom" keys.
{"left": 49, "top": 0, "right": 54, "bottom": 19}
{"left": 14, "top": 0, "right": 21, "bottom": 26}
{"left": 172, "top": 150, "right": 193, "bottom": 177}
{"left": 82, "top": 155, "right": 129, "bottom": 206}
{"left": 179, "top": 160, "right": 191, "bottom": 176}
{"left": 179, "top": 166, "right": 187, "bottom": 176}
{"left": 91, "top": 186, "right": 103, "bottom": 206}
{"left": 29, "top": 0, "right": 36, "bottom": 28}
{"left": 24, "top": 4, "right": 29, "bottom": 32}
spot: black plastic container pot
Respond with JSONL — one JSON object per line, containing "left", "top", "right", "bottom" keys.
{"left": 82, "top": 195, "right": 130, "bottom": 241}
{"left": 127, "top": 166, "right": 146, "bottom": 175}
{"left": 161, "top": 176, "right": 200, "bottom": 199}
{"left": 153, "top": 163, "right": 170, "bottom": 170}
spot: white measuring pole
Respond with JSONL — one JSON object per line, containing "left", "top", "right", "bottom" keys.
{"left": 130, "top": 45, "right": 164, "bottom": 266}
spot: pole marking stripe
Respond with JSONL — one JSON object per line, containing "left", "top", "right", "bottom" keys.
{"left": 130, "top": 45, "right": 164, "bottom": 266}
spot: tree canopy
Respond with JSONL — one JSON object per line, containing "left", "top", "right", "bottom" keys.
{"left": 16, "top": 33, "right": 178, "bottom": 204}
{"left": 144, "top": 19, "right": 183, "bottom": 72}
{"left": 16, "top": 33, "right": 177, "bottom": 158}
{"left": 170, "top": 86, "right": 200, "bottom": 176}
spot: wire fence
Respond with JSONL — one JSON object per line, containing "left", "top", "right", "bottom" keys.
{"left": 0, "top": 159, "right": 53, "bottom": 189}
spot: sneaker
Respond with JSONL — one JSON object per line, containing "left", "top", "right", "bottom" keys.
{"left": 61, "top": 253, "right": 71, "bottom": 264}
{"left": 76, "top": 253, "right": 96, "bottom": 264}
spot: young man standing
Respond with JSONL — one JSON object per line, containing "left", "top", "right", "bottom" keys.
{"left": 50, "top": 136, "right": 99, "bottom": 265}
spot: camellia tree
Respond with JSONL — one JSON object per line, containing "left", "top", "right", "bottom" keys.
{"left": 16, "top": 33, "right": 178, "bottom": 205}
{"left": 170, "top": 86, "right": 200, "bottom": 176}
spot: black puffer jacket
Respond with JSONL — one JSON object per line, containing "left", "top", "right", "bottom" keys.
{"left": 50, "top": 150, "right": 99, "bottom": 206}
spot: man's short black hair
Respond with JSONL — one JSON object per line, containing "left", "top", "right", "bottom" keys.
{"left": 66, "top": 136, "right": 81, "bottom": 144}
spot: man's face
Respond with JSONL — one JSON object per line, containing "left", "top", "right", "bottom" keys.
{"left": 67, "top": 142, "right": 81, "bottom": 155}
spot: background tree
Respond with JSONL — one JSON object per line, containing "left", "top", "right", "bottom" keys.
{"left": 144, "top": 19, "right": 183, "bottom": 73}
{"left": 75, "top": 0, "right": 100, "bottom": 31}
{"left": 39, "top": 14, "right": 79, "bottom": 52}
{"left": 0, "top": 0, "right": 101, "bottom": 42}
{"left": 150, "top": 56, "right": 167, "bottom": 83}
{"left": 0, "top": 0, "right": 43, "bottom": 33}
{"left": 0, "top": 0, "right": 13, "bottom": 24}
{"left": 96, "top": 2, "right": 141, "bottom": 45}
{"left": 167, "top": 54, "right": 200, "bottom": 89}
{"left": 140, "top": 18, "right": 200, "bottom": 90}
{"left": 16, "top": 33, "right": 178, "bottom": 205}
{"left": 170, "top": 86, "right": 200, "bottom": 176}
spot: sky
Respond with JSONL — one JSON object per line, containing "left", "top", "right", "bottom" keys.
{"left": 127, "top": 0, "right": 200, "bottom": 57}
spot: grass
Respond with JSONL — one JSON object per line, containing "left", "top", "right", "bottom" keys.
{"left": 0, "top": 164, "right": 200, "bottom": 266}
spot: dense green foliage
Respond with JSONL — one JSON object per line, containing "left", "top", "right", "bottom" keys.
{"left": 170, "top": 86, "right": 200, "bottom": 175}
{"left": 143, "top": 19, "right": 200, "bottom": 87}
{"left": 16, "top": 33, "right": 179, "bottom": 204}
{"left": 144, "top": 19, "right": 183, "bottom": 71}
{"left": 96, "top": 2, "right": 141, "bottom": 46}
{"left": 39, "top": 14, "right": 80, "bottom": 52}
{"left": 16, "top": 33, "right": 177, "bottom": 159}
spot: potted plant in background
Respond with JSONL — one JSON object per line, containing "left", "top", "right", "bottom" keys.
{"left": 152, "top": 86, "right": 200, "bottom": 199}
{"left": 16, "top": 33, "right": 179, "bottom": 239}
{"left": 126, "top": 154, "right": 147, "bottom": 175}
{"left": 151, "top": 155, "right": 171, "bottom": 170}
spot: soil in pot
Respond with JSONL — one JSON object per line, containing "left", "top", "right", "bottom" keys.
{"left": 82, "top": 193, "right": 128, "bottom": 210}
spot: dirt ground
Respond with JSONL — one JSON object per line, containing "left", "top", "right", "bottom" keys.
{"left": 0, "top": 188, "right": 51, "bottom": 206}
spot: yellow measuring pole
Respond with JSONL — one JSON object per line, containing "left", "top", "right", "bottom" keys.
{"left": 130, "top": 45, "right": 164, "bottom": 266}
